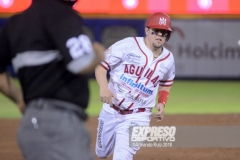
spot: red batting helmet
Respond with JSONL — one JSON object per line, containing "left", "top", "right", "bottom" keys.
{"left": 146, "top": 12, "right": 172, "bottom": 41}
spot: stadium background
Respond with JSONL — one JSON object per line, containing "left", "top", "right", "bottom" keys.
{"left": 0, "top": 0, "right": 240, "bottom": 159}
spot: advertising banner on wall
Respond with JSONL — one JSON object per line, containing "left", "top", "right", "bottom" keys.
{"left": 0, "top": 16, "right": 239, "bottom": 79}
{"left": 168, "top": 19, "right": 240, "bottom": 78}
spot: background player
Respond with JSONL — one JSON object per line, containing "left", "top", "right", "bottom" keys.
{"left": 95, "top": 12, "right": 175, "bottom": 159}
{"left": 0, "top": 0, "right": 105, "bottom": 160}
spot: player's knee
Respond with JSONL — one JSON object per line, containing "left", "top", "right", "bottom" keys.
{"left": 95, "top": 140, "right": 113, "bottom": 158}
{"left": 113, "top": 148, "right": 135, "bottom": 160}
{"left": 96, "top": 144, "right": 113, "bottom": 159}
{"left": 113, "top": 151, "right": 134, "bottom": 160}
{"left": 95, "top": 149, "right": 108, "bottom": 159}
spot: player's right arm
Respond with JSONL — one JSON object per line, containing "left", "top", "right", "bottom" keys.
{"left": 95, "top": 39, "right": 129, "bottom": 106}
{"left": 95, "top": 65, "right": 118, "bottom": 107}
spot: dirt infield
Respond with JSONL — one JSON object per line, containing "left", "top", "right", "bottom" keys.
{"left": 1, "top": 114, "right": 240, "bottom": 160}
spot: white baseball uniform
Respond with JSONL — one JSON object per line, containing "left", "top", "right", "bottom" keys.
{"left": 96, "top": 37, "right": 175, "bottom": 160}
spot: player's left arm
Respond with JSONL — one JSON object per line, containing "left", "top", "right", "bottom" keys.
{"left": 154, "top": 86, "right": 172, "bottom": 122}
{"left": 154, "top": 60, "right": 175, "bottom": 122}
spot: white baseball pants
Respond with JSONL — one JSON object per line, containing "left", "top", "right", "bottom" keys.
{"left": 95, "top": 103, "right": 152, "bottom": 160}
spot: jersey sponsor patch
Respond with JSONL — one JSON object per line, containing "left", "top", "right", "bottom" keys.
{"left": 119, "top": 74, "right": 153, "bottom": 96}
{"left": 66, "top": 34, "right": 93, "bottom": 59}
{"left": 126, "top": 53, "right": 141, "bottom": 65}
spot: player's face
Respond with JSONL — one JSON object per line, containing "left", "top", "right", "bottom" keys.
{"left": 145, "top": 27, "right": 168, "bottom": 49}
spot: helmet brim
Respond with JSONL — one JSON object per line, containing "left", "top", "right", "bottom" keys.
{"left": 146, "top": 25, "right": 172, "bottom": 32}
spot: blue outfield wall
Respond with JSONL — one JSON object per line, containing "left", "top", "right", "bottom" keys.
{"left": 1, "top": 17, "right": 240, "bottom": 80}
{"left": 83, "top": 19, "right": 146, "bottom": 41}
{"left": 0, "top": 18, "right": 146, "bottom": 40}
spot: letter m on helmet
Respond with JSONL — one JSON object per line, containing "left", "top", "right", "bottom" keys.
{"left": 159, "top": 18, "right": 166, "bottom": 25}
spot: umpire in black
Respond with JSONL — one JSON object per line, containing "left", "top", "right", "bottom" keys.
{"left": 0, "top": 0, "right": 105, "bottom": 159}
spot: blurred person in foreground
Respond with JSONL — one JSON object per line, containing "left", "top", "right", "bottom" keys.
{"left": 0, "top": 0, "right": 105, "bottom": 160}
{"left": 95, "top": 12, "right": 175, "bottom": 159}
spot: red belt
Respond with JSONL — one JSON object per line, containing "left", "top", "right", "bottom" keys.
{"left": 112, "top": 105, "right": 147, "bottom": 115}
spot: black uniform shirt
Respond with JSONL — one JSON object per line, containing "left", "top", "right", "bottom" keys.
{"left": 0, "top": 0, "right": 95, "bottom": 109}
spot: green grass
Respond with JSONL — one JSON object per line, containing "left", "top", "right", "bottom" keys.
{"left": 165, "top": 81, "right": 240, "bottom": 114}
{"left": 1, "top": 80, "right": 240, "bottom": 118}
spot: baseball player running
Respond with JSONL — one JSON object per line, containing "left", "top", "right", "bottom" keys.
{"left": 95, "top": 12, "right": 175, "bottom": 160}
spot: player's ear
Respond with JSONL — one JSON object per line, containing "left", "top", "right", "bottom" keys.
{"left": 145, "top": 27, "right": 149, "bottom": 35}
